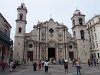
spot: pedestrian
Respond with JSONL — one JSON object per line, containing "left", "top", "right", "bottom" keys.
{"left": 1, "top": 60, "right": 6, "bottom": 72}
{"left": 38, "top": 60, "right": 41, "bottom": 69}
{"left": 41, "top": 60, "right": 44, "bottom": 67}
{"left": 94, "top": 59, "right": 96, "bottom": 66}
{"left": 64, "top": 59, "right": 68, "bottom": 74}
{"left": 9, "top": 61, "right": 14, "bottom": 72}
{"left": 12, "top": 61, "right": 16, "bottom": 71}
{"left": 96, "top": 59, "right": 99, "bottom": 66}
{"left": 44, "top": 60, "right": 49, "bottom": 73}
{"left": 33, "top": 61, "right": 37, "bottom": 71}
{"left": 75, "top": 60, "right": 81, "bottom": 75}
{"left": 72, "top": 59, "right": 75, "bottom": 66}
{"left": 53, "top": 59, "right": 56, "bottom": 65}
{"left": 91, "top": 59, "right": 93, "bottom": 66}
{"left": 88, "top": 59, "right": 91, "bottom": 67}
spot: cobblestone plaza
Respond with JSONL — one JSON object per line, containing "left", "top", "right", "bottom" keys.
{"left": 0, "top": 64, "right": 100, "bottom": 75}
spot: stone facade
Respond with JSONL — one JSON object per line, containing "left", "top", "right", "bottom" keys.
{"left": 14, "top": 3, "right": 90, "bottom": 63}
{"left": 86, "top": 15, "right": 100, "bottom": 61}
{"left": 0, "top": 13, "right": 13, "bottom": 62}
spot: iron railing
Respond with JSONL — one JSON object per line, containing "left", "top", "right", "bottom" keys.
{"left": 0, "top": 30, "right": 13, "bottom": 45}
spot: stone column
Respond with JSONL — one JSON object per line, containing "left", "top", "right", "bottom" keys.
{"left": 45, "top": 25, "right": 48, "bottom": 60}
{"left": 37, "top": 44, "right": 39, "bottom": 61}
{"left": 39, "top": 44, "right": 41, "bottom": 60}
{"left": 34, "top": 46, "right": 36, "bottom": 60}
{"left": 56, "top": 45, "right": 59, "bottom": 61}
{"left": 63, "top": 45, "right": 65, "bottom": 60}
{"left": 46, "top": 25, "right": 48, "bottom": 42}
{"left": 66, "top": 44, "right": 68, "bottom": 59}
{"left": 36, "top": 46, "right": 37, "bottom": 60}
{"left": 46, "top": 45, "right": 48, "bottom": 60}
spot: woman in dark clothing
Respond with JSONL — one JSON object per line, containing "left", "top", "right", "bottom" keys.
{"left": 38, "top": 60, "right": 41, "bottom": 69}
{"left": 88, "top": 59, "right": 91, "bottom": 67}
{"left": 2, "top": 60, "right": 6, "bottom": 72}
{"left": 33, "top": 61, "right": 37, "bottom": 71}
{"left": 64, "top": 59, "right": 68, "bottom": 74}
{"left": 12, "top": 61, "right": 16, "bottom": 70}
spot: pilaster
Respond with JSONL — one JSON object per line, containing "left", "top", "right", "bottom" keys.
{"left": 56, "top": 45, "right": 59, "bottom": 61}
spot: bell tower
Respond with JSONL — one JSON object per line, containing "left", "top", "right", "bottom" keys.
{"left": 71, "top": 9, "right": 90, "bottom": 63}
{"left": 14, "top": 3, "right": 27, "bottom": 62}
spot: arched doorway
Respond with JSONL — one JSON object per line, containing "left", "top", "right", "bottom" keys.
{"left": 48, "top": 48, "right": 55, "bottom": 60}
{"left": 27, "top": 51, "right": 33, "bottom": 61}
{"left": 69, "top": 52, "right": 74, "bottom": 61}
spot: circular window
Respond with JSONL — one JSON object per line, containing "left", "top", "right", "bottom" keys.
{"left": 18, "top": 42, "right": 20, "bottom": 45}
{"left": 29, "top": 44, "right": 33, "bottom": 48}
{"left": 69, "top": 45, "right": 72, "bottom": 49}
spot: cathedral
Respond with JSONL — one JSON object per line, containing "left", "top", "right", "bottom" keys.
{"left": 14, "top": 3, "right": 90, "bottom": 63}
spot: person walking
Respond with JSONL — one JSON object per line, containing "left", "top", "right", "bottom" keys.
{"left": 75, "top": 60, "right": 81, "bottom": 75}
{"left": 94, "top": 58, "right": 96, "bottom": 66}
{"left": 33, "top": 61, "right": 37, "bottom": 71}
{"left": 44, "top": 60, "right": 49, "bottom": 73}
{"left": 12, "top": 61, "right": 16, "bottom": 71}
{"left": 96, "top": 59, "right": 99, "bottom": 66}
{"left": 91, "top": 59, "right": 93, "bottom": 66}
{"left": 1, "top": 60, "right": 6, "bottom": 72}
{"left": 64, "top": 59, "right": 68, "bottom": 74}
{"left": 72, "top": 59, "right": 75, "bottom": 66}
{"left": 53, "top": 59, "right": 56, "bottom": 65}
{"left": 9, "top": 61, "right": 14, "bottom": 72}
{"left": 88, "top": 59, "right": 91, "bottom": 67}
{"left": 38, "top": 60, "right": 42, "bottom": 70}
{"left": 41, "top": 60, "right": 44, "bottom": 67}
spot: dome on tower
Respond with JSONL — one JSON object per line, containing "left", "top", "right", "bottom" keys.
{"left": 17, "top": 3, "right": 27, "bottom": 13}
{"left": 18, "top": 3, "right": 27, "bottom": 9}
{"left": 73, "top": 9, "right": 82, "bottom": 16}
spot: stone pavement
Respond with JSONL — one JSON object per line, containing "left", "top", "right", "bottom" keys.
{"left": 0, "top": 65, "right": 27, "bottom": 75}
{"left": 0, "top": 64, "right": 100, "bottom": 75}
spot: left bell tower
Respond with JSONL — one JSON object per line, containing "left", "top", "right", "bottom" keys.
{"left": 14, "top": 3, "right": 27, "bottom": 62}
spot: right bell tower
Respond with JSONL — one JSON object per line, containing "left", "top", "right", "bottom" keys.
{"left": 71, "top": 9, "right": 90, "bottom": 63}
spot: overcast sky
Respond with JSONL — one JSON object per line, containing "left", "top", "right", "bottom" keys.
{"left": 0, "top": 0, "right": 100, "bottom": 40}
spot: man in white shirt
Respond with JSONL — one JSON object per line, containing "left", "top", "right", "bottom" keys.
{"left": 44, "top": 60, "right": 49, "bottom": 73}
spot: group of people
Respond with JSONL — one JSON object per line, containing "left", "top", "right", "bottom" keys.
{"left": 2, "top": 58, "right": 99, "bottom": 75}
{"left": 33, "top": 60, "right": 49, "bottom": 73}
{"left": 64, "top": 59, "right": 81, "bottom": 75}
{"left": 9, "top": 61, "right": 16, "bottom": 72}
{"left": 88, "top": 58, "right": 99, "bottom": 67}
{"left": 1, "top": 60, "right": 17, "bottom": 72}
{"left": 32, "top": 59, "right": 81, "bottom": 75}
{"left": 33, "top": 60, "right": 44, "bottom": 71}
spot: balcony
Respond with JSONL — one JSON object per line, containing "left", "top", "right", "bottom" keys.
{"left": 0, "top": 30, "right": 13, "bottom": 45}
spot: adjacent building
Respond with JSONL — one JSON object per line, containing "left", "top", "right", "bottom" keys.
{"left": 13, "top": 3, "right": 90, "bottom": 63}
{"left": 0, "top": 13, "right": 13, "bottom": 63}
{"left": 86, "top": 15, "right": 100, "bottom": 60}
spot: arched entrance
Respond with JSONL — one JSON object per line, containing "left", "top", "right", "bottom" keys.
{"left": 27, "top": 51, "right": 33, "bottom": 61}
{"left": 69, "top": 52, "right": 74, "bottom": 61}
{"left": 48, "top": 48, "right": 55, "bottom": 60}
